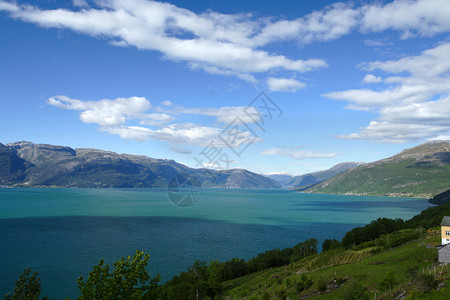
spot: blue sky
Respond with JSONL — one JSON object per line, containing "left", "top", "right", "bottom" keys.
{"left": 1, "top": 0, "right": 449, "bottom": 175}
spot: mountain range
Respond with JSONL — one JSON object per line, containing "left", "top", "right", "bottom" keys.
{"left": 306, "top": 140, "right": 450, "bottom": 198}
{"left": 0, "top": 141, "right": 281, "bottom": 189}
{"left": 1, "top": 140, "right": 449, "bottom": 196}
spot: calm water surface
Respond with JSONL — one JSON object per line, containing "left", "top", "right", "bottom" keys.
{"left": 0, "top": 188, "right": 431, "bottom": 298}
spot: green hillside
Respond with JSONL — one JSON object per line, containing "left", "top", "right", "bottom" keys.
{"left": 224, "top": 230, "right": 444, "bottom": 299}
{"left": 307, "top": 141, "right": 450, "bottom": 198}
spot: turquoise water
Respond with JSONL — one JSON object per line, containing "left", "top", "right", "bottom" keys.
{"left": 0, "top": 188, "right": 430, "bottom": 224}
{"left": 0, "top": 188, "right": 431, "bottom": 298}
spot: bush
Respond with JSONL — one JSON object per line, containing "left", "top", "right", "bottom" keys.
{"left": 285, "top": 278, "right": 291, "bottom": 286}
{"left": 417, "top": 273, "right": 438, "bottom": 292}
{"left": 317, "top": 277, "right": 328, "bottom": 292}
{"left": 341, "top": 281, "right": 369, "bottom": 300}
{"left": 296, "top": 274, "right": 313, "bottom": 293}
{"left": 379, "top": 271, "right": 396, "bottom": 291}
{"left": 406, "top": 264, "right": 419, "bottom": 279}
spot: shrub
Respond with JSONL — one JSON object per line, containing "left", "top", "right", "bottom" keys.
{"left": 341, "top": 281, "right": 369, "bottom": 300}
{"left": 317, "top": 277, "right": 328, "bottom": 292}
{"left": 296, "top": 274, "right": 313, "bottom": 293}
{"left": 379, "top": 271, "right": 396, "bottom": 291}
{"left": 417, "top": 273, "right": 438, "bottom": 292}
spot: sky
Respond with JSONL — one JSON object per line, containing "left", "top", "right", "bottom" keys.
{"left": 0, "top": 0, "right": 449, "bottom": 176}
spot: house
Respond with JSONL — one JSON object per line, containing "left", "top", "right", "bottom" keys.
{"left": 441, "top": 216, "right": 450, "bottom": 245}
{"left": 438, "top": 216, "right": 450, "bottom": 264}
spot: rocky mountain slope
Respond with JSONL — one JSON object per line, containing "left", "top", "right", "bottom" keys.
{"left": 0, "top": 141, "right": 281, "bottom": 189}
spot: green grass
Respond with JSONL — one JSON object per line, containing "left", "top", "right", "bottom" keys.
{"left": 308, "top": 158, "right": 450, "bottom": 197}
{"left": 223, "top": 228, "right": 447, "bottom": 299}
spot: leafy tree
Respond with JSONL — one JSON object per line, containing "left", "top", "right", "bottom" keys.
{"left": 292, "top": 238, "right": 318, "bottom": 261}
{"left": 77, "top": 250, "right": 161, "bottom": 299}
{"left": 342, "top": 218, "right": 405, "bottom": 248}
{"left": 4, "top": 268, "right": 41, "bottom": 300}
{"left": 322, "top": 239, "right": 341, "bottom": 251}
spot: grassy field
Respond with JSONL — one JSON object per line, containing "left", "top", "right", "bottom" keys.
{"left": 223, "top": 228, "right": 450, "bottom": 299}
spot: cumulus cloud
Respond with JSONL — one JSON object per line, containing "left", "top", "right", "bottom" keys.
{"left": 48, "top": 95, "right": 263, "bottom": 149}
{"left": 101, "top": 122, "right": 260, "bottom": 148}
{"left": 267, "top": 77, "right": 306, "bottom": 92}
{"left": 101, "top": 123, "right": 223, "bottom": 146}
{"left": 261, "top": 147, "right": 341, "bottom": 160}
{"left": 361, "top": 0, "right": 450, "bottom": 38}
{"left": 325, "top": 42, "right": 450, "bottom": 143}
{"left": 362, "top": 74, "right": 382, "bottom": 84}
{"left": 48, "top": 95, "right": 151, "bottom": 126}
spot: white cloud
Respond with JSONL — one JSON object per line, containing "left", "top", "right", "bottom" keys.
{"left": 101, "top": 123, "right": 220, "bottom": 145}
{"left": 2, "top": 0, "right": 450, "bottom": 83}
{"left": 139, "top": 113, "right": 175, "bottom": 126}
{"left": 261, "top": 147, "right": 341, "bottom": 160}
{"left": 48, "top": 95, "right": 263, "bottom": 149}
{"left": 72, "top": 0, "right": 88, "bottom": 8}
{"left": 48, "top": 95, "right": 151, "bottom": 126}
{"left": 101, "top": 122, "right": 260, "bottom": 148}
{"left": 253, "top": 2, "right": 359, "bottom": 46}
{"left": 267, "top": 77, "right": 306, "bottom": 92}
{"left": 379, "top": 96, "right": 450, "bottom": 126}
{"left": 339, "top": 121, "right": 448, "bottom": 144}
{"left": 161, "top": 100, "right": 172, "bottom": 106}
{"left": 361, "top": 0, "right": 450, "bottom": 38}
{"left": 362, "top": 74, "right": 382, "bottom": 84}
{"left": 176, "top": 106, "right": 261, "bottom": 125}
{"left": 325, "top": 42, "right": 450, "bottom": 143}
{"left": 0, "top": 0, "right": 327, "bottom": 82}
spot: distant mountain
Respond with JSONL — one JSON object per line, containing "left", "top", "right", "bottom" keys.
{"left": 307, "top": 141, "right": 450, "bottom": 198}
{"left": 0, "top": 141, "right": 281, "bottom": 189}
{"left": 287, "top": 162, "right": 363, "bottom": 190}
{"left": 264, "top": 173, "right": 294, "bottom": 187}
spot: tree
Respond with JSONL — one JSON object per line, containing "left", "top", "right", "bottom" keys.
{"left": 322, "top": 239, "right": 341, "bottom": 252}
{"left": 77, "top": 250, "right": 161, "bottom": 299}
{"left": 4, "top": 268, "right": 41, "bottom": 300}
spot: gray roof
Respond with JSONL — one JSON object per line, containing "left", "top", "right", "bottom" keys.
{"left": 441, "top": 216, "right": 450, "bottom": 226}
